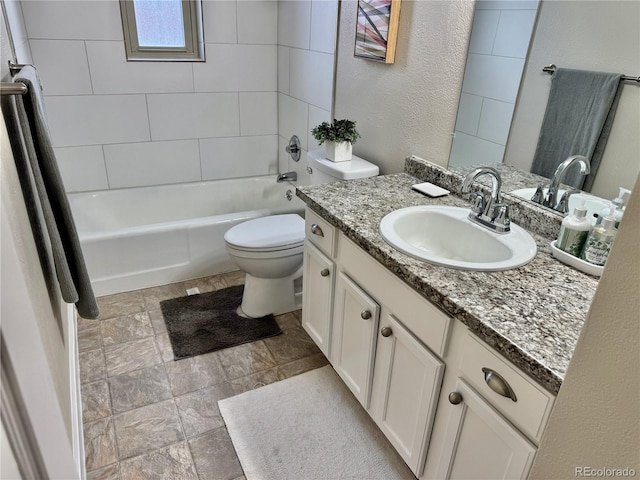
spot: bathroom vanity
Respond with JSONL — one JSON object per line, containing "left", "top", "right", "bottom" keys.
{"left": 297, "top": 159, "right": 598, "bottom": 479}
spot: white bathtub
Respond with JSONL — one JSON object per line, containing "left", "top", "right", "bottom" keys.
{"left": 68, "top": 176, "right": 304, "bottom": 296}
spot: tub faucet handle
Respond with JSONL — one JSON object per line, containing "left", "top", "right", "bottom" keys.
{"left": 277, "top": 171, "right": 297, "bottom": 183}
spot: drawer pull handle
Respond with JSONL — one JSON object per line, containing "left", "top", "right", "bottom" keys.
{"left": 320, "top": 268, "right": 330, "bottom": 277}
{"left": 380, "top": 326, "right": 392, "bottom": 337}
{"left": 449, "top": 392, "right": 463, "bottom": 405}
{"left": 310, "top": 224, "right": 324, "bottom": 237}
{"left": 482, "top": 368, "right": 517, "bottom": 402}
{"left": 361, "top": 310, "right": 372, "bottom": 320}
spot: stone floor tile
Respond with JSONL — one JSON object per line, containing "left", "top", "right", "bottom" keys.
{"left": 263, "top": 325, "right": 321, "bottom": 365}
{"left": 80, "top": 349, "right": 107, "bottom": 384}
{"left": 165, "top": 351, "right": 226, "bottom": 396}
{"left": 216, "top": 341, "right": 277, "bottom": 380}
{"left": 147, "top": 309, "right": 167, "bottom": 335}
{"left": 84, "top": 417, "right": 118, "bottom": 472}
{"left": 119, "top": 442, "right": 198, "bottom": 480}
{"left": 155, "top": 333, "right": 175, "bottom": 362}
{"left": 82, "top": 380, "right": 112, "bottom": 423}
{"left": 220, "top": 270, "right": 245, "bottom": 287}
{"left": 108, "top": 365, "right": 172, "bottom": 414}
{"left": 141, "top": 283, "right": 190, "bottom": 310}
{"left": 175, "top": 386, "right": 226, "bottom": 438}
{"left": 188, "top": 427, "right": 244, "bottom": 480}
{"left": 101, "top": 312, "right": 154, "bottom": 346}
{"left": 227, "top": 368, "right": 281, "bottom": 394}
{"left": 78, "top": 324, "right": 103, "bottom": 353}
{"left": 113, "top": 399, "right": 184, "bottom": 460}
{"left": 104, "top": 337, "right": 161, "bottom": 378}
{"left": 277, "top": 353, "right": 329, "bottom": 380}
{"left": 87, "top": 463, "right": 120, "bottom": 480}
{"left": 77, "top": 314, "right": 100, "bottom": 332}
{"left": 274, "top": 311, "right": 302, "bottom": 331}
{"left": 96, "top": 291, "right": 145, "bottom": 320}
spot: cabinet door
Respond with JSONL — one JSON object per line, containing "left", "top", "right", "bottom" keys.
{"left": 373, "top": 314, "right": 444, "bottom": 476}
{"left": 331, "top": 271, "right": 380, "bottom": 408}
{"left": 301, "top": 240, "right": 335, "bottom": 356}
{"left": 436, "top": 379, "right": 536, "bottom": 480}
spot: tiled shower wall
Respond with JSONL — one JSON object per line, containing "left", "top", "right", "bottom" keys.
{"left": 11, "top": 0, "right": 336, "bottom": 192}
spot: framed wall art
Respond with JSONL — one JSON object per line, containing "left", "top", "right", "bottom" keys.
{"left": 354, "top": 0, "right": 402, "bottom": 64}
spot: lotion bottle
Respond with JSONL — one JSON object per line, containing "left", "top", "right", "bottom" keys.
{"left": 556, "top": 202, "right": 591, "bottom": 257}
{"left": 595, "top": 187, "right": 630, "bottom": 228}
{"left": 581, "top": 208, "right": 617, "bottom": 266}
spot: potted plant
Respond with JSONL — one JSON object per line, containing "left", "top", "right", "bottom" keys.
{"left": 311, "top": 119, "right": 361, "bottom": 162}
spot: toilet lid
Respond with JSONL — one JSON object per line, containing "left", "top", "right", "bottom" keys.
{"left": 225, "top": 214, "right": 305, "bottom": 250}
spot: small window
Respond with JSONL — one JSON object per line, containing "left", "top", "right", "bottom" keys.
{"left": 119, "top": 0, "right": 204, "bottom": 61}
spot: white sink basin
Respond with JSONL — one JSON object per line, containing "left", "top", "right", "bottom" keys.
{"left": 510, "top": 188, "right": 609, "bottom": 225}
{"left": 379, "top": 206, "right": 537, "bottom": 271}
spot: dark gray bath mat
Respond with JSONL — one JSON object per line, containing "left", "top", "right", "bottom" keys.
{"left": 160, "top": 285, "right": 281, "bottom": 360}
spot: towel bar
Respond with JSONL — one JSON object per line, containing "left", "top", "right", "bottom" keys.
{"left": 543, "top": 64, "right": 640, "bottom": 83}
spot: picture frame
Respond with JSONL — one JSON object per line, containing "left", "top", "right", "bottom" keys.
{"left": 354, "top": 0, "right": 402, "bottom": 64}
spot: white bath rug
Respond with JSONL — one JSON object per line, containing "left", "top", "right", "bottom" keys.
{"left": 218, "top": 365, "right": 415, "bottom": 480}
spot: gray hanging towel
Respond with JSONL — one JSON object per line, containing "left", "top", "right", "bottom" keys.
{"left": 530, "top": 68, "right": 623, "bottom": 190}
{"left": 4, "top": 65, "right": 99, "bottom": 319}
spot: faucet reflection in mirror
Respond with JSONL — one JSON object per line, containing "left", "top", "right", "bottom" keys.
{"left": 461, "top": 167, "right": 510, "bottom": 233}
{"left": 536, "top": 155, "right": 590, "bottom": 212}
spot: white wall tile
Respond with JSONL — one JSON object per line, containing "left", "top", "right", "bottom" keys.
{"left": 455, "top": 93, "right": 483, "bottom": 136}
{"left": 492, "top": 9, "right": 537, "bottom": 58}
{"left": 449, "top": 131, "right": 505, "bottom": 167}
{"left": 21, "top": 1, "right": 123, "bottom": 40}
{"left": 287, "top": 146, "right": 310, "bottom": 185}
{"left": 307, "top": 105, "right": 331, "bottom": 151}
{"left": 468, "top": 9, "right": 499, "bottom": 55}
{"left": 202, "top": 0, "right": 237, "bottom": 44}
{"left": 278, "top": 1, "right": 311, "bottom": 49}
{"left": 237, "top": 1, "right": 278, "bottom": 45}
{"left": 477, "top": 98, "right": 515, "bottom": 145}
{"left": 310, "top": 0, "right": 338, "bottom": 54}
{"left": 194, "top": 44, "right": 277, "bottom": 92}
{"left": 86, "top": 41, "right": 194, "bottom": 94}
{"left": 147, "top": 93, "right": 240, "bottom": 141}
{"left": 278, "top": 135, "right": 290, "bottom": 173}
{"left": 200, "top": 135, "right": 278, "bottom": 179}
{"left": 289, "top": 49, "right": 333, "bottom": 110}
{"left": 278, "top": 46, "right": 290, "bottom": 94}
{"left": 45, "top": 95, "right": 150, "bottom": 147}
{"left": 279, "top": 93, "right": 309, "bottom": 150}
{"left": 54, "top": 146, "right": 108, "bottom": 192}
{"left": 30, "top": 40, "right": 92, "bottom": 96}
{"left": 240, "top": 92, "right": 278, "bottom": 135}
{"left": 103, "top": 140, "right": 201, "bottom": 188}
{"left": 461, "top": 54, "right": 524, "bottom": 103}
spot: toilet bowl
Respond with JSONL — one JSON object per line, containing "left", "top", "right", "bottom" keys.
{"left": 224, "top": 149, "right": 380, "bottom": 318}
{"left": 224, "top": 214, "right": 305, "bottom": 318}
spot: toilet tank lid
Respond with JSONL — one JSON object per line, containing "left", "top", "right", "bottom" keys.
{"left": 224, "top": 214, "right": 305, "bottom": 249}
{"left": 307, "top": 149, "right": 379, "bottom": 180}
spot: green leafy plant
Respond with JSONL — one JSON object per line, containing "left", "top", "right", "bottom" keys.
{"left": 311, "top": 119, "right": 361, "bottom": 145}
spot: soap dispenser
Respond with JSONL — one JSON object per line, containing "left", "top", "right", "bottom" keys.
{"left": 596, "top": 187, "right": 630, "bottom": 227}
{"left": 556, "top": 202, "right": 591, "bottom": 257}
{"left": 581, "top": 207, "right": 617, "bottom": 266}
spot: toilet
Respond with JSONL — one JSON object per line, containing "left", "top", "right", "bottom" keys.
{"left": 224, "top": 149, "right": 379, "bottom": 318}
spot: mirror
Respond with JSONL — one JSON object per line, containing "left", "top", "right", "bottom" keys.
{"left": 448, "top": 0, "right": 640, "bottom": 211}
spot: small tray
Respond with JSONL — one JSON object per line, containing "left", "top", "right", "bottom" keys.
{"left": 550, "top": 241, "right": 604, "bottom": 277}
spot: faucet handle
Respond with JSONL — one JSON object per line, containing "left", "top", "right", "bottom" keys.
{"left": 556, "top": 189, "right": 581, "bottom": 214}
{"left": 468, "top": 192, "right": 485, "bottom": 215}
{"left": 492, "top": 203, "right": 511, "bottom": 232}
{"left": 531, "top": 183, "right": 545, "bottom": 204}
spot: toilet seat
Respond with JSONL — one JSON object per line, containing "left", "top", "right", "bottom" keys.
{"left": 224, "top": 214, "right": 305, "bottom": 253}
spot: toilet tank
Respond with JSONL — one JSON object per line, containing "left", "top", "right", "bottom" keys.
{"left": 307, "top": 149, "right": 379, "bottom": 185}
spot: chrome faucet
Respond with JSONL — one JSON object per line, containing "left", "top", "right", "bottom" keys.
{"left": 277, "top": 171, "right": 297, "bottom": 183}
{"left": 461, "top": 167, "right": 510, "bottom": 233}
{"left": 543, "top": 155, "right": 590, "bottom": 209}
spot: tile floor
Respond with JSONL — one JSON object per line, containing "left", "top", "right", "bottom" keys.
{"left": 78, "top": 271, "right": 328, "bottom": 480}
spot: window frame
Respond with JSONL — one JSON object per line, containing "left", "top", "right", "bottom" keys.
{"left": 119, "top": 0, "right": 205, "bottom": 61}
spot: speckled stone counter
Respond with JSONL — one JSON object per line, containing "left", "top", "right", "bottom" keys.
{"left": 297, "top": 173, "right": 599, "bottom": 395}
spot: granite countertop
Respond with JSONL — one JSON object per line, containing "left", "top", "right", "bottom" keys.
{"left": 297, "top": 172, "right": 599, "bottom": 395}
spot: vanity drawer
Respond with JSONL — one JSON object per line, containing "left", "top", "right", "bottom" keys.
{"left": 305, "top": 208, "right": 336, "bottom": 257}
{"left": 459, "top": 333, "right": 555, "bottom": 443}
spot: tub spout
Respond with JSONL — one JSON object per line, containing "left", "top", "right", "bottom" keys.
{"left": 277, "top": 171, "right": 297, "bottom": 183}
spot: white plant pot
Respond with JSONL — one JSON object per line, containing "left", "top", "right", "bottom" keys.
{"left": 324, "top": 141, "right": 352, "bottom": 162}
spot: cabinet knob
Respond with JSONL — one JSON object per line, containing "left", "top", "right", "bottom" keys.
{"left": 320, "top": 268, "right": 330, "bottom": 277}
{"left": 360, "top": 310, "right": 372, "bottom": 320}
{"left": 310, "top": 224, "right": 324, "bottom": 237}
{"left": 448, "top": 392, "right": 463, "bottom": 405}
{"left": 380, "top": 326, "right": 392, "bottom": 337}
{"left": 482, "top": 368, "right": 517, "bottom": 402}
